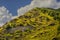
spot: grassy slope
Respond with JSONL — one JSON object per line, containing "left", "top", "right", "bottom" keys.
{"left": 0, "top": 7, "right": 60, "bottom": 40}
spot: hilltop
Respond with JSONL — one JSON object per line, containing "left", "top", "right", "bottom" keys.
{"left": 0, "top": 7, "right": 60, "bottom": 40}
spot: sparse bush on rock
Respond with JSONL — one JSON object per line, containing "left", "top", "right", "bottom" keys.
{"left": 0, "top": 7, "right": 60, "bottom": 40}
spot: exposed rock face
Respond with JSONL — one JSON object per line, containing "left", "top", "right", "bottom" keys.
{"left": 0, "top": 7, "right": 60, "bottom": 40}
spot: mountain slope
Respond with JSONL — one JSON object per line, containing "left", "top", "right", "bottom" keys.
{"left": 0, "top": 7, "right": 60, "bottom": 40}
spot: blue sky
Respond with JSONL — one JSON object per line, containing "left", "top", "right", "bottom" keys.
{"left": 0, "top": 0, "right": 32, "bottom": 16}
{"left": 57, "top": 0, "right": 60, "bottom": 2}
{"left": 0, "top": 0, "right": 60, "bottom": 16}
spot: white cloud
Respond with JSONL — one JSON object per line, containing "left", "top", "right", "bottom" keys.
{"left": 0, "top": 6, "right": 16, "bottom": 26}
{"left": 1, "top": 0, "right": 60, "bottom": 26}
{"left": 17, "top": 0, "right": 60, "bottom": 16}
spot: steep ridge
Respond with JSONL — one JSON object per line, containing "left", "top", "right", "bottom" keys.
{"left": 0, "top": 7, "right": 60, "bottom": 40}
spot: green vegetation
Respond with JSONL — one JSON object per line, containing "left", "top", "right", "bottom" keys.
{"left": 0, "top": 7, "right": 60, "bottom": 40}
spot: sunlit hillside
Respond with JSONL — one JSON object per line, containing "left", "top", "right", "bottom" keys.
{"left": 0, "top": 7, "right": 60, "bottom": 40}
